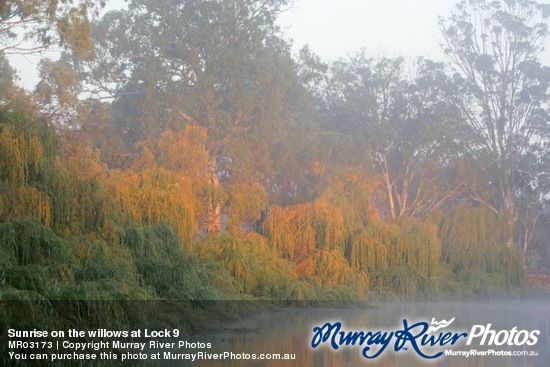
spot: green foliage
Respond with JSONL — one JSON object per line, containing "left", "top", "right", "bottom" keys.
{"left": 123, "top": 223, "right": 230, "bottom": 300}
{"left": 0, "top": 219, "right": 145, "bottom": 301}
{"left": 1, "top": 2, "right": 544, "bottom": 348}
{"left": 4, "top": 265, "right": 51, "bottom": 295}
{"left": 0, "top": 116, "right": 47, "bottom": 185}
{"left": 226, "top": 182, "right": 268, "bottom": 233}
{"left": 439, "top": 205, "right": 524, "bottom": 288}
{"left": 124, "top": 223, "right": 182, "bottom": 263}
{"left": 350, "top": 222, "right": 398, "bottom": 273}
{"left": 296, "top": 248, "right": 367, "bottom": 291}
{"left": 351, "top": 221, "right": 442, "bottom": 299}
{"left": 0, "top": 0, "right": 105, "bottom": 58}
{"left": 0, "top": 107, "right": 118, "bottom": 238}
{"left": 0, "top": 109, "right": 57, "bottom": 225}
{"left": 389, "top": 221, "right": 441, "bottom": 277}
{"left": 317, "top": 167, "right": 379, "bottom": 232}
{"left": 373, "top": 264, "right": 427, "bottom": 299}
{"left": 107, "top": 167, "right": 196, "bottom": 248}
{"left": 264, "top": 199, "right": 347, "bottom": 261}
{"left": 0, "top": 219, "right": 74, "bottom": 268}
{"left": 440, "top": 205, "right": 506, "bottom": 250}
{"left": 196, "top": 232, "right": 299, "bottom": 299}
{"left": 196, "top": 232, "right": 367, "bottom": 303}
{"left": 73, "top": 240, "right": 137, "bottom": 284}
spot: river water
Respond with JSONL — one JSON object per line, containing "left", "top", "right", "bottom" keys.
{"left": 158, "top": 299, "right": 550, "bottom": 367}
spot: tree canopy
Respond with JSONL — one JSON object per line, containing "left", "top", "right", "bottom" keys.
{"left": 0, "top": 0, "right": 105, "bottom": 58}
{"left": 323, "top": 55, "right": 466, "bottom": 219}
{"left": 1, "top": 0, "right": 549, "bottom": 326}
{"left": 440, "top": 0, "right": 550, "bottom": 246}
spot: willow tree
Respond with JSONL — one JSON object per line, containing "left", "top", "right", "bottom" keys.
{"left": 439, "top": 204, "right": 524, "bottom": 287}
{"left": 77, "top": 0, "right": 295, "bottom": 233}
{"left": 324, "top": 55, "right": 464, "bottom": 219}
{"left": 0, "top": 109, "right": 53, "bottom": 225}
{"left": 440, "top": 0, "right": 550, "bottom": 247}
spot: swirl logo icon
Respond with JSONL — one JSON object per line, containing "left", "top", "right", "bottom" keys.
{"left": 427, "top": 318, "right": 456, "bottom": 333}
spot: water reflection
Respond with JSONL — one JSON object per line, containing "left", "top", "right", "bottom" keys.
{"left": 157, "top": 300, "right": 550, "bottom": 367}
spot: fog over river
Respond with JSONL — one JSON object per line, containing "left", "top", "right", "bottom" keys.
{"left": 155, "top": 299, "right": 550, "bottom": 367}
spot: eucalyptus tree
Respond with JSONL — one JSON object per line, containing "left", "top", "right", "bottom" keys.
{"left": 324, "top": 54, "right": 464, "bottom": 220}
{"left": 77, "top": 0, "right": 297, "bottom": 232}
{"left": 0, "top": 1, "right": 103, "bottom": 116}
{"left": 0, "top": 53, "right": 30, "bottom": 106}
{"left": 440, "top": 0, "right": 550, "bottom": 247}
{"left": 0, "top": 0, "right": 104, "bottom": 58}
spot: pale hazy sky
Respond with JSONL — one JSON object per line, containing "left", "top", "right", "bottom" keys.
{"left": 8, "top": 0, "right": 549, "bottom": 90}
{"left": 277, "top": 0, "right": 459, "bottom": 61}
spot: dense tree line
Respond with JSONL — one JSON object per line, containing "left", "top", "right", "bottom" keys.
{"left": 0, "top": 0, "right": 548, "bottom": 326}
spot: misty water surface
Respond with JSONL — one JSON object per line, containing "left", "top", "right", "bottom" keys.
{"left": 157, "top": 300, "right": 550, "bottom": 367}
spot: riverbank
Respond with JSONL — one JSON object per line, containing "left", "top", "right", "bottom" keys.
{"left": 526, "top": 273, "right": 550, "bottom": 288}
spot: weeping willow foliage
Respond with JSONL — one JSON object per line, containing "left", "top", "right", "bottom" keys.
{"left": 439, "top": 205, "right": 524, "bottom": 287}
{"left": 107, "top": 168, "right": 196, "bottom": 248}
{"left": 296, "top": 248, "right": 367, "bottom": 289}
{"left": 0, "top": 219, "right": 147, "bottom": 301}
{"left": 0, "top": 219, "right": 74, "bottom": 268}
{"left": 0, "top": 221, "right": 142, "bottom": 301}
{"left": 226, "top": 182, "right": 268, "bottom": 232}
{"left": 263, "top": 168, "right": 379, "bottom": 294}
{"left": 1, "top": 185, "right": 51, "bottom": 226}
{"left": 349, "top": 221, "right": 399, "bottom": 273}
{"left": 264, "top": 200, "right": 346, "bottom": 261}
{"left": 196, "top": 232, "right": 364, "bottom": 302}
{"left": 53, "top": 133, "right": 118, "bottom": 237}
{"left": 0, "top": 221, "right": 247, "bottom": 365}
{"left": 154, "top": 125, "right": 209, "bottom": 178}
{"left": 311, "top": 199, "right": 346, "bottom": 250}
{"left": 350, "top": 221, "right": 442, "bottom": 298}
{"left": 374, "top": 264, "right": 428, "bottom": 299}
{"left": 440, "top": 204, "right": 506, "bottom": 250}
{"left": 4, "top": 264, "right": 51, "bottom": 295}
{"left": 0, "top": 110, "right": 56, "bottom": 225}
{"left": 123, "top": 223, "right": 230, "bottom": 300}
{"left": 40, "top": 165, "right": 118, "bottom": 239}
{"left": 389, "top": 222, "right": 441, "bottom": 277}
{"left": 73, "top": 240, "right": 138, "bottom": 284}
{"left": 0, "top": 111, "right": 54, "bottom": 185}
{"left": 0, "top": 107, "right": 117, "bottom": 238}
{"left": 196, "top": 232, "right": 302, "bottom": 299}
{"left": 316, "top": 167, "right": 380, "bottom": 233}
{"left": 264, "top": 204, "right": 315, "bottom": 260}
